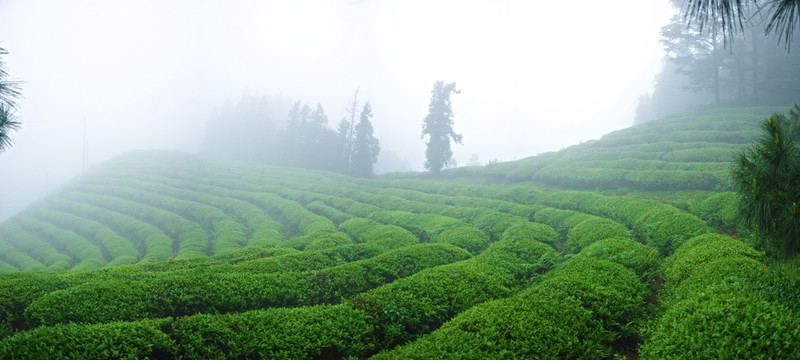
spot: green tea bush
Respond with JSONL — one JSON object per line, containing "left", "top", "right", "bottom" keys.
{"left": 499, "top": 221, "right": 559, "bottom": 245}
{"left": 25, "top": 243, "right": 468, "bottom": 327}
{"left": 531, "top": 257, "right": 646, "bottom": 342}
{"left": 565, "top": 218, "right": 630, "bottom": 254}
{"left": 301, "top": 231, "right": 354, "bottom": 251}
{"left": 640, "top": 290, "right": 800, "bottom": 360}
{"left": 632, "top": 208, "right": 712, "bottom": 255}
{"left": 0, "top": 318, "right": 176, "bottom": 359}
{"left": 577, "top": 237, "right": 660, "bottom": 279}
{"left": 348, "top": 238, "right": 558, "bottom": 349}
{"left": 172, "top": 304, "right": 375, "bottom": 359}
{"left": 339, "top": 218, "right": 418, "bottom": 249}
{"left": 308, "top": 243, "right": 471, "bottom": 303}
{"left": 372, "top": 293, "right": 605, "bottom": 360}
{"left": 664, "top": 233, "right": 765, "bottom": 286}
{"left": 375, "top": 255, "right": 645, "bottom": 359}
{"left": 692, "top": 191, "right": 739, "bottom": 231}
{"left": 233, "top": 243, "right": 383, "bottom": 273}
{"left": 433, "top": 225, "right": 491, "bottom": 254}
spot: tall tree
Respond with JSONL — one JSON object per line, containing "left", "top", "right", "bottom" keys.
{"left": 661, "top": 14, "right": 726, "bottom": 106}
{"left": 732, "top": 105, "right": 800, "bottom": 255}
{"left": 422, "top": 80, "right": 462, "bottom": 174}
{"left": 336, "top": 88, "right": 360, "bottom": 172}
{"left": 351, "top": 102, "right": 380, "bottom": 177}
{"left": 0, "top": 46, "right": 22, "bottom": 153}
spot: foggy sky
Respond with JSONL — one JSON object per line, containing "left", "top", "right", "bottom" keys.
{"left": 0, "top": 0, "right": 675, "bottom": 221}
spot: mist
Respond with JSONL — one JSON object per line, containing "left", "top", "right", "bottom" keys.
{"left": 0, "top": 0, "right": 675, "bottom": 221}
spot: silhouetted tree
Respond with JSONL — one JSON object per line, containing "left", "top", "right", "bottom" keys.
{"left": 422, "top": 81, "right": 462, "bottom": 173}
{"left": 732, "top": 104, "right": 800, "bottom": 255}
{"left": 0, "top": 46, "right": 22, "bottom": 153}
{"left": 351, "top": 102, "right": 380, "bottom": 177}
{"left": 336, "top": 88, "right": 360, "bottom": 172}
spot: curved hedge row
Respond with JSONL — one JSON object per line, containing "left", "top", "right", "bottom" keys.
{"left": 23, "top": 243, "right": 471, "bottom": 327}
{"left": 348, "top": 238, "right": 559, "bottom": 349}
{"left": 374, "top": 241, "right": 650, "bottom": 359}
{"left": 640, "top": 234, "right": 800, "bottom": 359}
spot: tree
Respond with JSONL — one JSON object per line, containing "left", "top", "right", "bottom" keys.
{"left": 351, "top": 102, "right": 380, "bottom": 177}
{"left": 681, "top": 0, "right": 800, "bottom": 48}
{"left": 422, "top": 80, "right": 462, "bottom": 174}
{"left": 661, "top": 14, "right": 726, "bottom": 106}
{"left": 0, "top": 46, "right": 22, "bottom": 153}
{"left": 336, "top": 88, "right": 360, "bottom": 173}
{"left": 731, "top": 104, "right": 800, "bottom": 255}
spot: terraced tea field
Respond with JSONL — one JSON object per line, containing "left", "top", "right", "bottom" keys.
{"left": 0, "top": 107, "right": 798, "bottom": 359}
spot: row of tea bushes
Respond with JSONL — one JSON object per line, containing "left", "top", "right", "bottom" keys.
{"left": 374, "top": 237, "right": 654, "bottom": 359}
{"left": 0, "top": 305, "right": 375, "bottom": 360}
{"left": 23, "top": 243, "right": 471, "bottom": 327}
{"left": 0, "top": 238, "right": 558, "bottom": 358}
{"left": 349, "top": 237, "right": 560, "bottom": 350}
{"left": 640, "top": 234, "right": 800, "bottom": 359}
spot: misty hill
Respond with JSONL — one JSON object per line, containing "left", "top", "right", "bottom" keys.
{"left": 416, "top": 106, "right": 785, "bottom": 191}
{"left": 0, "top": 106, "right": 798, "bottom": 358}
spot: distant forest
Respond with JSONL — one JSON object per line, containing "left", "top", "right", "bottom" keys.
{"left": 201, "top": 91, "right": 380, "bottom": 177}
{"left": 635, "top": 14, "right": 800, "bottom": 124}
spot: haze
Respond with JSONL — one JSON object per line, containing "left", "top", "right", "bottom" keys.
{"left": 0, "top": 0, "right": 675, "bottom": 221}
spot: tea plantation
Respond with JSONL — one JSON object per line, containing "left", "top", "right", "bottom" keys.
{"left": 1, "top": 107, "right": 798, "bottom": 359}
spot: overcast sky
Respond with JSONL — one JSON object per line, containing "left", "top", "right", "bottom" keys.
{"left": 0, "top": 0, "right": 676, "bottom": 221}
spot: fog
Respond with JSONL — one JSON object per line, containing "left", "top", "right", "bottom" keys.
{"left": 0, "top": 0, "right": 675, "bottom": 221}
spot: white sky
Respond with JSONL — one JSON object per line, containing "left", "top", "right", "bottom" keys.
{"left": 0, "top": 0, "right": 677, "bottom": 221}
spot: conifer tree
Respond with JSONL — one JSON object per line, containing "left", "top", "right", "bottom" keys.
{"left": 422, "top": 80, "right": 462, "bottom": 174}
{"left": 351, "top": 102, "right": 380, "bottom": 177}
{"left": 732, "top": 104, "right": 800, "bottom": 255}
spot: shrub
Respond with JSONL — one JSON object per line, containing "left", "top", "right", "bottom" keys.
{"left": 372, "top": 294, "right": 605, "bottom": 360}
{"left": 0, "top": 318, "right": 176, "bottom": 359}
{"left": 433, "top": 226, "right": 491, "bottom": 254}
{"left": 640, "top": 291, "right": 800, "bottom": 360}
{"left": 664, "top": 234, "right": 765, "bottom": 286}
{"left": 565, "top": 218, "right": 630, "bottom": 254}
{"left": 499, "top": 222, "right": 559, "bottom": 246}
{"left": 577, "top": 237, "right": 660, "bottom": 280}
{"left": 171, "top": 305, "right": 375, "bottom": 359}
{"left": 348, "top": 238, "right": 558, "bottom": 349}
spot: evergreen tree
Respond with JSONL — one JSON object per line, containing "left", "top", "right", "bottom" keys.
{"left": 732, "top": 104, "right": 800, "bottom": 255}
{"left": 351, "top": 102, "right": 380, "bottom": 177}
{"left": 0, "top": 46, "right": 22, "bottom": 153}
{"left": 422, "top": 80, "right": 462, "bottom": 174}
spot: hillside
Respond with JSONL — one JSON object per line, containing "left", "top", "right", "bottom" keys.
{"left": 0, "top": 106, "right": 798, "bottom": 359}
{"left": 424, "top": 106, "right": 784, "bottom": 191}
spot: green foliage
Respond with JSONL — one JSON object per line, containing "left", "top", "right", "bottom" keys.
{"left": 691, "top": 191, "right": 740, "bottom": 231}
{"left": 171, "top": 305, "right": 375, "bottom": 359}
{"left": 433, "top": 225, "right": 491, "bottom": 254}
{"left": 565, "top": 218, "right": 630, "bottom": 254}
{"left": 0, "top": 318, "right": 175, "bottom": 359}
{"left": 664, "top": 233, "right": 765, "bottom": 286}
{"left": 348, "top": 238, "right": 558, "bottom": 349}
{"left": 732, "top": 105, "right": 800, "bottom": 255}
{"left": 577, "top": 237, "right": 661, "bottom": 280}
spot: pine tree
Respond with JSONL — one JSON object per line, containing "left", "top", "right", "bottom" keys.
{"left": 422, "top": 80, "right": 462, "bottom": 174}
{"left": 351, "top": 102, "right": 380, "bottom": 177}
{"left": 0, "top": 46, "right": 22, "bottom": 153}
{"left": 732, "top": 104, "right": 800, "bottom": 255}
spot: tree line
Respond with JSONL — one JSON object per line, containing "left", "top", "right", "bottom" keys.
{"left": 202, "top": 81, "right": 463, "bottom": 177}
{"left": 636, "top": 1, "right": 800, "bottom": 124}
